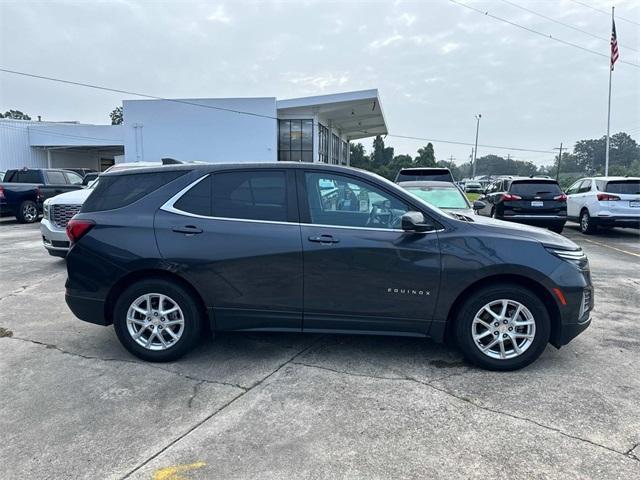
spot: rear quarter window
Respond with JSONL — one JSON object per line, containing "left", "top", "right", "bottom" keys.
{"left": 82, "top": 170, "right": 187, "bottom": 212}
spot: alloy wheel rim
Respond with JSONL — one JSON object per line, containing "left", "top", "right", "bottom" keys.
{"left": 581, "top": 213, "right": 589, "bottom": 231}
{"left": 471, "top": 299, "right": 536, "bottom": 360}
{"left": 24, "top": 204, "right": 37, "bottom": 221}
{"left": 126, "top": 293, "right": 185, "bottom": 351}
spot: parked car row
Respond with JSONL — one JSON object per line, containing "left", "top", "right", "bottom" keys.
{"left": 0, "top": 168, "right": 87, "bottom": 223}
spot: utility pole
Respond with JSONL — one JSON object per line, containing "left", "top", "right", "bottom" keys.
{"left": 554, "top": 142, "right": 563, "bottom": 181}
{"left": 472, "top": 114, "right": 482, "bottom": 178}
{"left": 448, "top": 155, "right": 455, "bottom": 163}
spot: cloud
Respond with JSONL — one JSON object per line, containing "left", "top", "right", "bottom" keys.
{"left": 368, "top": 33, "right": 404, "bottom": 50}
{"left": 387, "top": 12, "right": 416, "bottom": 27}
{"left": 287, "top": 73, "right": 350, "bottom": 90}
{"left": 207, "top": 5, "right": 231, "bottom": 24}
{"left": 440, "top": 42, "right": 461, "bottom": 55}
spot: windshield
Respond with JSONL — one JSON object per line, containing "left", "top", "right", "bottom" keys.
{"left": 405, "top": 185, "right": 469, "bottom": 209}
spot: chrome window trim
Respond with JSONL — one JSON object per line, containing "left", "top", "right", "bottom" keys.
{"left": 160, "top": 174, "right": 442, "bottom": 234}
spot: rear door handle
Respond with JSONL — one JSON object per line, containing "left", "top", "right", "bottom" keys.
{"left": 308, "top": 234, "right": 339, "bottom": 244}
{"left": 172, "top": 225, "right": 203, "bottom": 235}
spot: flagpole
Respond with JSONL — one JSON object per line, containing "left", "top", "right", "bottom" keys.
{"left": 605, "top": 6, "right": 614, "bottom": 177}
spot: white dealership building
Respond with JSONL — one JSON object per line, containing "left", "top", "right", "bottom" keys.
{"left": 0, "top": 89, "right": 387, "bottom": 172}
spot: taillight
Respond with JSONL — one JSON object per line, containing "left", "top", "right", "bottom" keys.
{"left": 597, "top": 193, "right": 620, "bottom": 201}
{"left": 0, "top": 186, "right": 4, "bottom": 200}
{"left": 554, "top": 194, "right": 567, "bottom": 202}
{"left": 66, "top": 219, "right": 95, "bottom": 244}
{"left": 501, "top": 193, "right": 522, "bottom": 201}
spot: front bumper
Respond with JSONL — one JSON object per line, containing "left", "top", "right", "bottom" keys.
{"left": 40, "top": 218, "right": 70, "bottom": 254}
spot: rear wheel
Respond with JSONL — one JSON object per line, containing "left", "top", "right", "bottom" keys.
{"left": 579, "top": 209, "right": 597, "bottom": 234}
{"left": 16, "top": 200, "right": 39, "bottom": 223}
{"left": 113, "top": 279, "right": 203, "bottom": 362}
{"left": 455, "top": 284, "right": 550, "bottom": 371}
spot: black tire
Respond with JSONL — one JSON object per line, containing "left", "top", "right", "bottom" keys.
{"left": 113, "top": 279, "right": 203, "bottom": 362}
{"left": 579, "top": 209, "right": 597, "bottom": 234}
{"left": 16, "top": 200, "right": 39, "bottom": 223}
{"left": 454, "top": 284, "right": 551, "bottom": 371}
{"left": 549, "top": 225, "right": 564, "bottom": 234}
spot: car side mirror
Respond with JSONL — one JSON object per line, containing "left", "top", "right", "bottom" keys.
{"left": 401, "top": 211, "right": 435, "bottom": 232}
{"left": 473, "top": 200, "right": 486, "bottom": 211}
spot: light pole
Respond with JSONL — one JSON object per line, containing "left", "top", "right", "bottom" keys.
{"left": 472, "top": 114, "right": 481, "bottom": 178}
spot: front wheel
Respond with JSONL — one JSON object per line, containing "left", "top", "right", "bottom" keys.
{"left": 16, "top": 200, "right": 39, "bottom": 223}
{"left": 455, "top": 285, "right": 550, "bottom": 371}
{"left": 113, "top": 279, "right": 203, "bottom": 362}
{"left": 549, "top": 225, "right": 564, "bottom": 234}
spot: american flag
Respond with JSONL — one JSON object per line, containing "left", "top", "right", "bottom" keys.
{"left": 610, "top": 17, "right": 619, "bottom": 70}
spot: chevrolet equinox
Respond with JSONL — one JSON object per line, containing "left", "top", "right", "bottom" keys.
{"left": 65, "top": 163, "right": 593, "bottom": 370}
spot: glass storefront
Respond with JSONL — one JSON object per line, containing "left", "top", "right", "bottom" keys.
{"left": 278, "top": 119, "right": 313, "bottom": 162}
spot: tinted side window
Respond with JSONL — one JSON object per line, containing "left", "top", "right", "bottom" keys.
{"left": 17, "top": 170, "right": 41, "bottom": 183}
{"left": 83, "top": 171, "right": 187, "bottom": 212}
{"left": 46, "top": 171, "right": 68, "bottom": 184}
{"left": 212, "top": 171, "right": 288, "bottom": 222}
{"left": 566, "top": 180, "right": 582, "bottom": 195}
{"left": 578, "top": 179, "right": 592, "bottom": 193}
{"left": 174, "top": 176, "right": 212, "bottom": 216}
{"left": 305, "top": 172, "right": 409, "bottom": 229}
{"left": 64, "top": 171, "right": 84, "bottom": 185}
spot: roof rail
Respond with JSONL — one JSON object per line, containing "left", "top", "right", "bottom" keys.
{"left": 161, "top": 157, "right": 184, "bottom": 165}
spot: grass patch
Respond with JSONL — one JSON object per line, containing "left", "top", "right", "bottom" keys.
{"left": 465, "top": 193, "right": 482, "bottom": 202}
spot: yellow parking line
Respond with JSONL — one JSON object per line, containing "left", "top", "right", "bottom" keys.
{"left": 580, "top": 238, "right": 640, "bottom": 258}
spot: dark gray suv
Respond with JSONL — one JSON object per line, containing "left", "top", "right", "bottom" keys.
{"left": 65, "top": 163, "right": 593, "bottom": 370}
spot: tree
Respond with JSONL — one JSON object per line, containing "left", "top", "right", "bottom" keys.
{"left": 574, "top": 132, "right": 639, "bottom": 175}
{"left": 109, "top": 106, "right": 123, "bottom": 125}
{"left": 349, "top": 143, "right": 369, "bottom": 169}
{"left": 0, "top": 109, "right": 31, "bottom": 120}
{"left": 415, "top": 143, "right": 436, "bottom": 167}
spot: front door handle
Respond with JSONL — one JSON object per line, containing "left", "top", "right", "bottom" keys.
{"left": 172, "top": 225, "right": 203, "bottom": 235}
{"left": 308, "top": 234, "right": 339, "bottom": 245}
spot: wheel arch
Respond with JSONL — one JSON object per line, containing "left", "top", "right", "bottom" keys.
{"left": 104, "top": 269, "right": 209, "bottom": 327}
{"left": 443, "top": 274, "right": 561, "bottom": 346}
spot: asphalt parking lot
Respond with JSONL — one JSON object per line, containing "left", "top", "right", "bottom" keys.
{"left": 1, "top": 218, "right": 639, "bottom": 480}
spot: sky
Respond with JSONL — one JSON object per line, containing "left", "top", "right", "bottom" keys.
{"left": 1, "top": 0, "right": 639, "bottom": 167}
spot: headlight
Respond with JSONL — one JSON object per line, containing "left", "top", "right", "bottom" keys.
{"left": 546, "top": 247, "right": 588, "bottom": 268}
{"left": 43, "top": 201, "right": 50, "bottom": 220}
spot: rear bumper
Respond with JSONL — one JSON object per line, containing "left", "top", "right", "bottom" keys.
{"left": 501, "top": 214, "right": 567, "bottom": 227}
{"left": 65, "top": 292, "right": 109, "bottom": 326}
{"left": 594, "top": 215, "right": 640, "bottom": 228}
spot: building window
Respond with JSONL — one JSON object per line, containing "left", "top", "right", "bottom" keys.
{"left": 341, "top": 140, "right": 348, "bottom": 165}
{"left": 318, "top": 123, "right": 329, "bottom": 163}
{"left": 279, "top": 119, "right": 313, "bottom": 162}
{"left": 331, "top": 133, "right": 340, "bottom": 165}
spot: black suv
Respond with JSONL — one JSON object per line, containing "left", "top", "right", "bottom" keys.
{"left": 65, "top": 163, "right": 592, "bottom": 370}
{"left": 476, "top": 177, "right": 567, "bottom": 233}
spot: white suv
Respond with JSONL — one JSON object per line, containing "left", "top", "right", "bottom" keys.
{"left": 566, "top": 177, "right": 640, "bottom": 234}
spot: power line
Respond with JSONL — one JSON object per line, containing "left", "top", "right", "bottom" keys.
{"left": 387, "top": 133, "right": 556, "bottom": 154}
{"left": 0, "top": 67, "right": 280, "bottom": 121}
{"left": 567, "top": 0, "right": 640, "bottom": 27}
{"left": 499, "top": 0, "right": 638, "bottom": 53}
{"left": 0, "top": 67, "right": 562, "bottom": 155}
{"left": 447, "top": 0, "right": 640, "bottom": 68}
